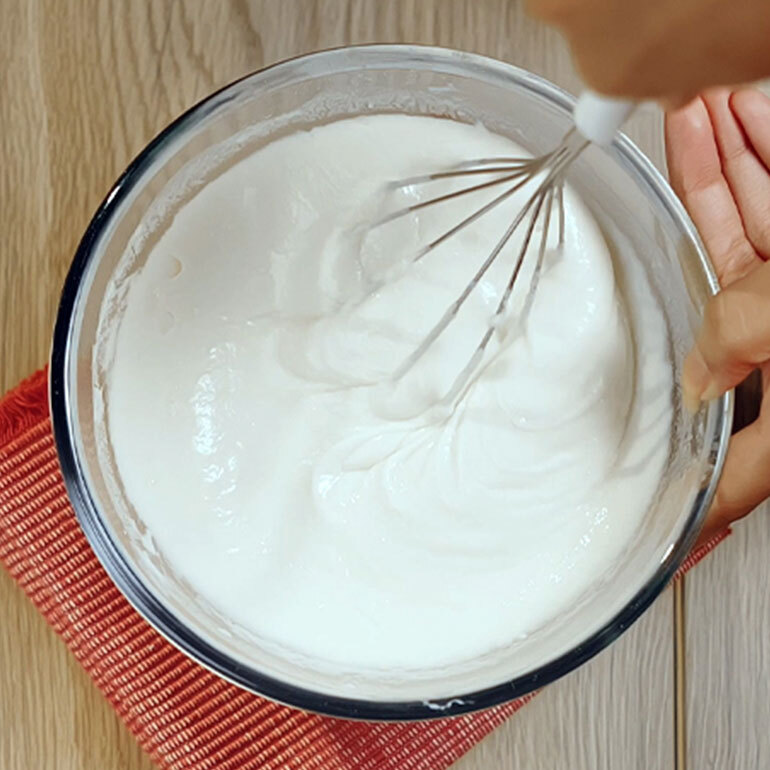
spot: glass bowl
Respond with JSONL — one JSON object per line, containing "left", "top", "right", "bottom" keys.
{"left": 50, "top": 45, "right": 732, "bottom": 720}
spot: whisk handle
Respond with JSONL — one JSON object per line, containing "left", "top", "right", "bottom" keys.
{"left": 574, "top": 91, "right": 635, "bottom": 146}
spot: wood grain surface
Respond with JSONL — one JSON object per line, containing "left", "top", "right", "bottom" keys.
{"left": 0, "top": 2, "right": 766, "bottom": 769}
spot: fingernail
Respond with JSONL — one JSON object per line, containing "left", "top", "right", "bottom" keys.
{"left": 683, "top": 387, "right": 701, "bottom": 415}
{"left": 682, "top": 347, "right": 716, "bottom": 412}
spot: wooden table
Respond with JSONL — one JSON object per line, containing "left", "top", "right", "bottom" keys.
{"left": 2, "top": 2, "right": 768, "bottom": 768}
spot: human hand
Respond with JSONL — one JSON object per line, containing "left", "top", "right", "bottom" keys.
{"left": 666, "top": 89, "right": 770, "bottom": 546}
{"left": 527, "top": 0, "right": 770, "bottom": 102}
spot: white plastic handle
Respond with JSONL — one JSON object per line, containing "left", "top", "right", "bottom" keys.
{"left": 573, "top": 90, "right": 635, "bottom": 146}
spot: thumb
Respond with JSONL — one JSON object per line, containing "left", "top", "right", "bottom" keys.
{"left": 696, "top": 402, "right": 770, "bottom": 546}
{"left": 683, "top": 259, "right": 770, "bottom": 409}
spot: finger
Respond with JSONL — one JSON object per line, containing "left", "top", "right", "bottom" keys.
{"left": 665, "top": 98, "right": 758, "bottom": 286}
{"left": 703, "top": 89, "right": 770, "bottom": 260}
{"left": 660, "top": 92, "right": 700, "bottom": 112}
{"left": 683, "top": 259, "right": 770, "bottom": 402}
{"left": 695, "top": 400, "right": 770, "bottom": 547}
{"left": 730, "top": 89, "right": 770, "bottom": 172}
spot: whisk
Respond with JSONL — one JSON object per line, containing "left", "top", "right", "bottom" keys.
{"left": 370, "top": 92, "right": 633, "bottom": 404}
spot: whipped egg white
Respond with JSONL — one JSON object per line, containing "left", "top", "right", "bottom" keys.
{"left": 100, "top": 115, "right": 671, "bottom": 669}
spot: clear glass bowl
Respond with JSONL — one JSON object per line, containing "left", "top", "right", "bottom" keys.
{"left": 50, "top": 45, "right": 731, "bottom": 720}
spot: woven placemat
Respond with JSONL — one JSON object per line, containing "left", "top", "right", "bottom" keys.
{"left": 0, "top": 368, "right": 726, "bottom": 769}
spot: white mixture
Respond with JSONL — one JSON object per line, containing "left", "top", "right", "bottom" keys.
{"left": 101, "top": 115, "right": 671, "bottom": 670}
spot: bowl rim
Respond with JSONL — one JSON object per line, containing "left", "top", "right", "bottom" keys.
{"left": 49, "top": 43, "right": 733, "bottom": 721}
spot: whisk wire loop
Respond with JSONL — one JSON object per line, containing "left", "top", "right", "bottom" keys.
{"left": 377, "top": 128, "right": 589, "bottom": 400}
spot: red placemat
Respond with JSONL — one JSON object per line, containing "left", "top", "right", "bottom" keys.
{"left": 0, "top": 368, "right": 727, "bottom": 769}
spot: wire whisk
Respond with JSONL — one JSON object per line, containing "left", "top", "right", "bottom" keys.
{"left": 365, "top": 92, "right": 634, "bottom": 404}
